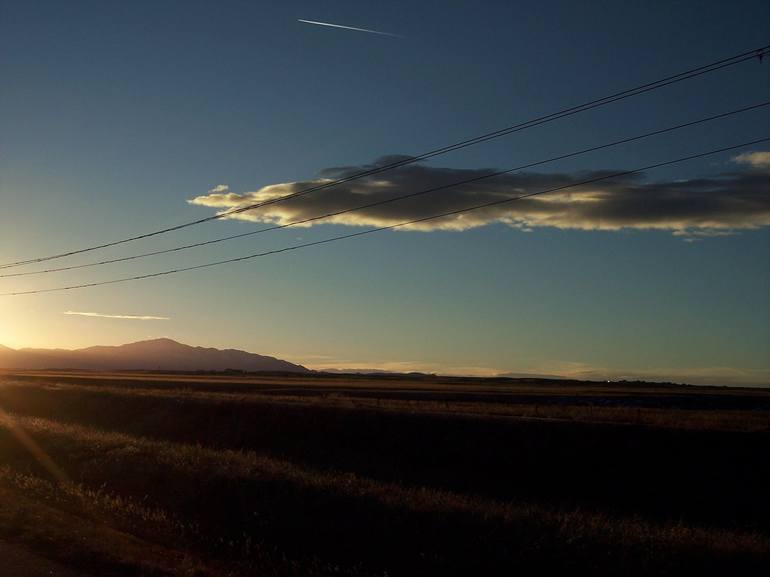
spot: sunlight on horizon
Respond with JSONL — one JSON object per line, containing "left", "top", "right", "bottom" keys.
{"left": 0, "top": 327, "right": 20, "bottom": 349}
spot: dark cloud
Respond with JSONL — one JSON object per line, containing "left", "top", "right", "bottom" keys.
{"left": 189, "top": 154, "right": 770, "bottom": 238}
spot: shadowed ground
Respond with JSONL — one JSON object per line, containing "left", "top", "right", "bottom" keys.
{"left": 0, "top": 370, "right": 768, "bottom": 576}
{"left": 0, "top": 541, "right": 83, "bottom": 577}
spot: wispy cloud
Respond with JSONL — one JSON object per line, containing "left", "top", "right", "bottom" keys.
{"left": 63, "top": 311, "right": 170, "bottom": 321}
{"left": 190, "top": 152, "right": 770, "bottom": 240}
{"left": 298, "top": 19, "right": 400, "bottom": 38}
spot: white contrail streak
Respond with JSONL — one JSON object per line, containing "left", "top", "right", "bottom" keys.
{"left": 63, "top": 311, "right": 169, "bottom": 321}
{"left": 298, "top": 19, "right": 400, "bottom": 37}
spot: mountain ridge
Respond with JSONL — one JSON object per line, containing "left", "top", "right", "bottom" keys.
{"left": 0, "top": 338, "right": 308, "bottom": 372}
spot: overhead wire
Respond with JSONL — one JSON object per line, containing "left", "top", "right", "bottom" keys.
{"left": 3, "top": 136, "right": 767, "bottom": 296}
{"left": 1, "top": 44, "right": 767, "bottom": 271}
{"left": 1, "top": 100, "right": 767, "bottom": 279}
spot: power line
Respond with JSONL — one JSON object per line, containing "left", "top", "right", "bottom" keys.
{"left": 3, "top": 136, "right": 767, "bottom": 297}
{"left": 3, "top": 100, "right": 768, "bottom": 279}
{"left": 1, "top": 44, "right": 767, "bottom": 271}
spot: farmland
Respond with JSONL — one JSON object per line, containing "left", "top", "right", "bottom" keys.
{"left": 0, "top": 370, "right": 768, "bottom": 576}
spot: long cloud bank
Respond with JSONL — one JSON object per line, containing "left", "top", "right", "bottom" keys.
{"left": 189, "top": 153, "right": 770, "bottom": 238}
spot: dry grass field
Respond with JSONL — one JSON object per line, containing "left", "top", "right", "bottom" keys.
{"left": 0, "top": 370, "right": 768, "bottom": 576}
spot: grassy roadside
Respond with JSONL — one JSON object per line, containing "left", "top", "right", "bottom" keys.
{"left": 2, "top": 380, "right": 768, "bottom": 529}
{"left": 0, "top": 413, "right": 768, "bottom": 576}
{"left": 0, "top": 481, "right": 209, "bottom": 577}
{"left": 1, "top": 375, "right": 768, "bottom": 576}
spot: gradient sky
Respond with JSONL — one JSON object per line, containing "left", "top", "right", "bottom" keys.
{"left": 1, "top": 0, "right": 768, "bottom": 384}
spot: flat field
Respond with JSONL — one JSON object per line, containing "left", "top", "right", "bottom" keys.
{"left": 0, "top": 370, "right": 768, "bottom": 576}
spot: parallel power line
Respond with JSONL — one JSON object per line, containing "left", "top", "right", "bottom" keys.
{"left": 3, "top": 136, "right": 767, "bottom": 297}
{"left": 0, "top": 44, "right": 767, "bottom": 271}
{"left": 2, "top": 100, "right": 768, "bottom": 279}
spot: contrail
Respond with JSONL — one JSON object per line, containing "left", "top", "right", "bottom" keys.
{"left": 298, "top": 19, "right": 400, "bottom": 38}
{"left": 63, "top": 310, "right": 169, "bottom": 321}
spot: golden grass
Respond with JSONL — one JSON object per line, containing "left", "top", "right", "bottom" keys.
{"left": 0, "top": 373, "right": 768, "bottom": 575}
{"left": 0, "top": 480, "right": 210, "bottom": 576}
{"left": 1, "top": 413, "right": 767, "bottom": 559}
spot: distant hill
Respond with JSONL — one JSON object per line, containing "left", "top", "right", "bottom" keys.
{"left": 0, "top": 338, "right": 309, "bottom": 373}
{"left": 319, "top": 368, "right": 434, "bottom": 376}
{"left": 495, "top": 372, "right": 572, "bottom": 381}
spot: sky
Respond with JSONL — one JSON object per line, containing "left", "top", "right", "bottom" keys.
{"left": 0, "top": 0, "right": 768, "bottom": 385}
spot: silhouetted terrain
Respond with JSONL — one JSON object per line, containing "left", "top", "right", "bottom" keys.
{"left": 0, "top": 338, "right": 308, "bottom": 372}
{"left": 0, "top": 371, "right": 768, "bottom": 576}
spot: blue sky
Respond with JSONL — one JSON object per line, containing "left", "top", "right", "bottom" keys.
{"left": 0, "top": 0, "right": 768, "bottom": 384}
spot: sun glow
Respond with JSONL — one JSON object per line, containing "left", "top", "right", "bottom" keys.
{"left": 0, "top": 329, "right": 18, "bottom": 349}
{"left": 0, "top": 306, "right": 24, "bottom": 349}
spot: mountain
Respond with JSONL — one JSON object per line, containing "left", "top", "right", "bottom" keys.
{"left": 0, "top": 338, "right": 309, "bottom": 373}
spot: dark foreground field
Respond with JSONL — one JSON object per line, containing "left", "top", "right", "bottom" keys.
{"left": 0, "top": 371, "right": 768, "bottom": 576}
